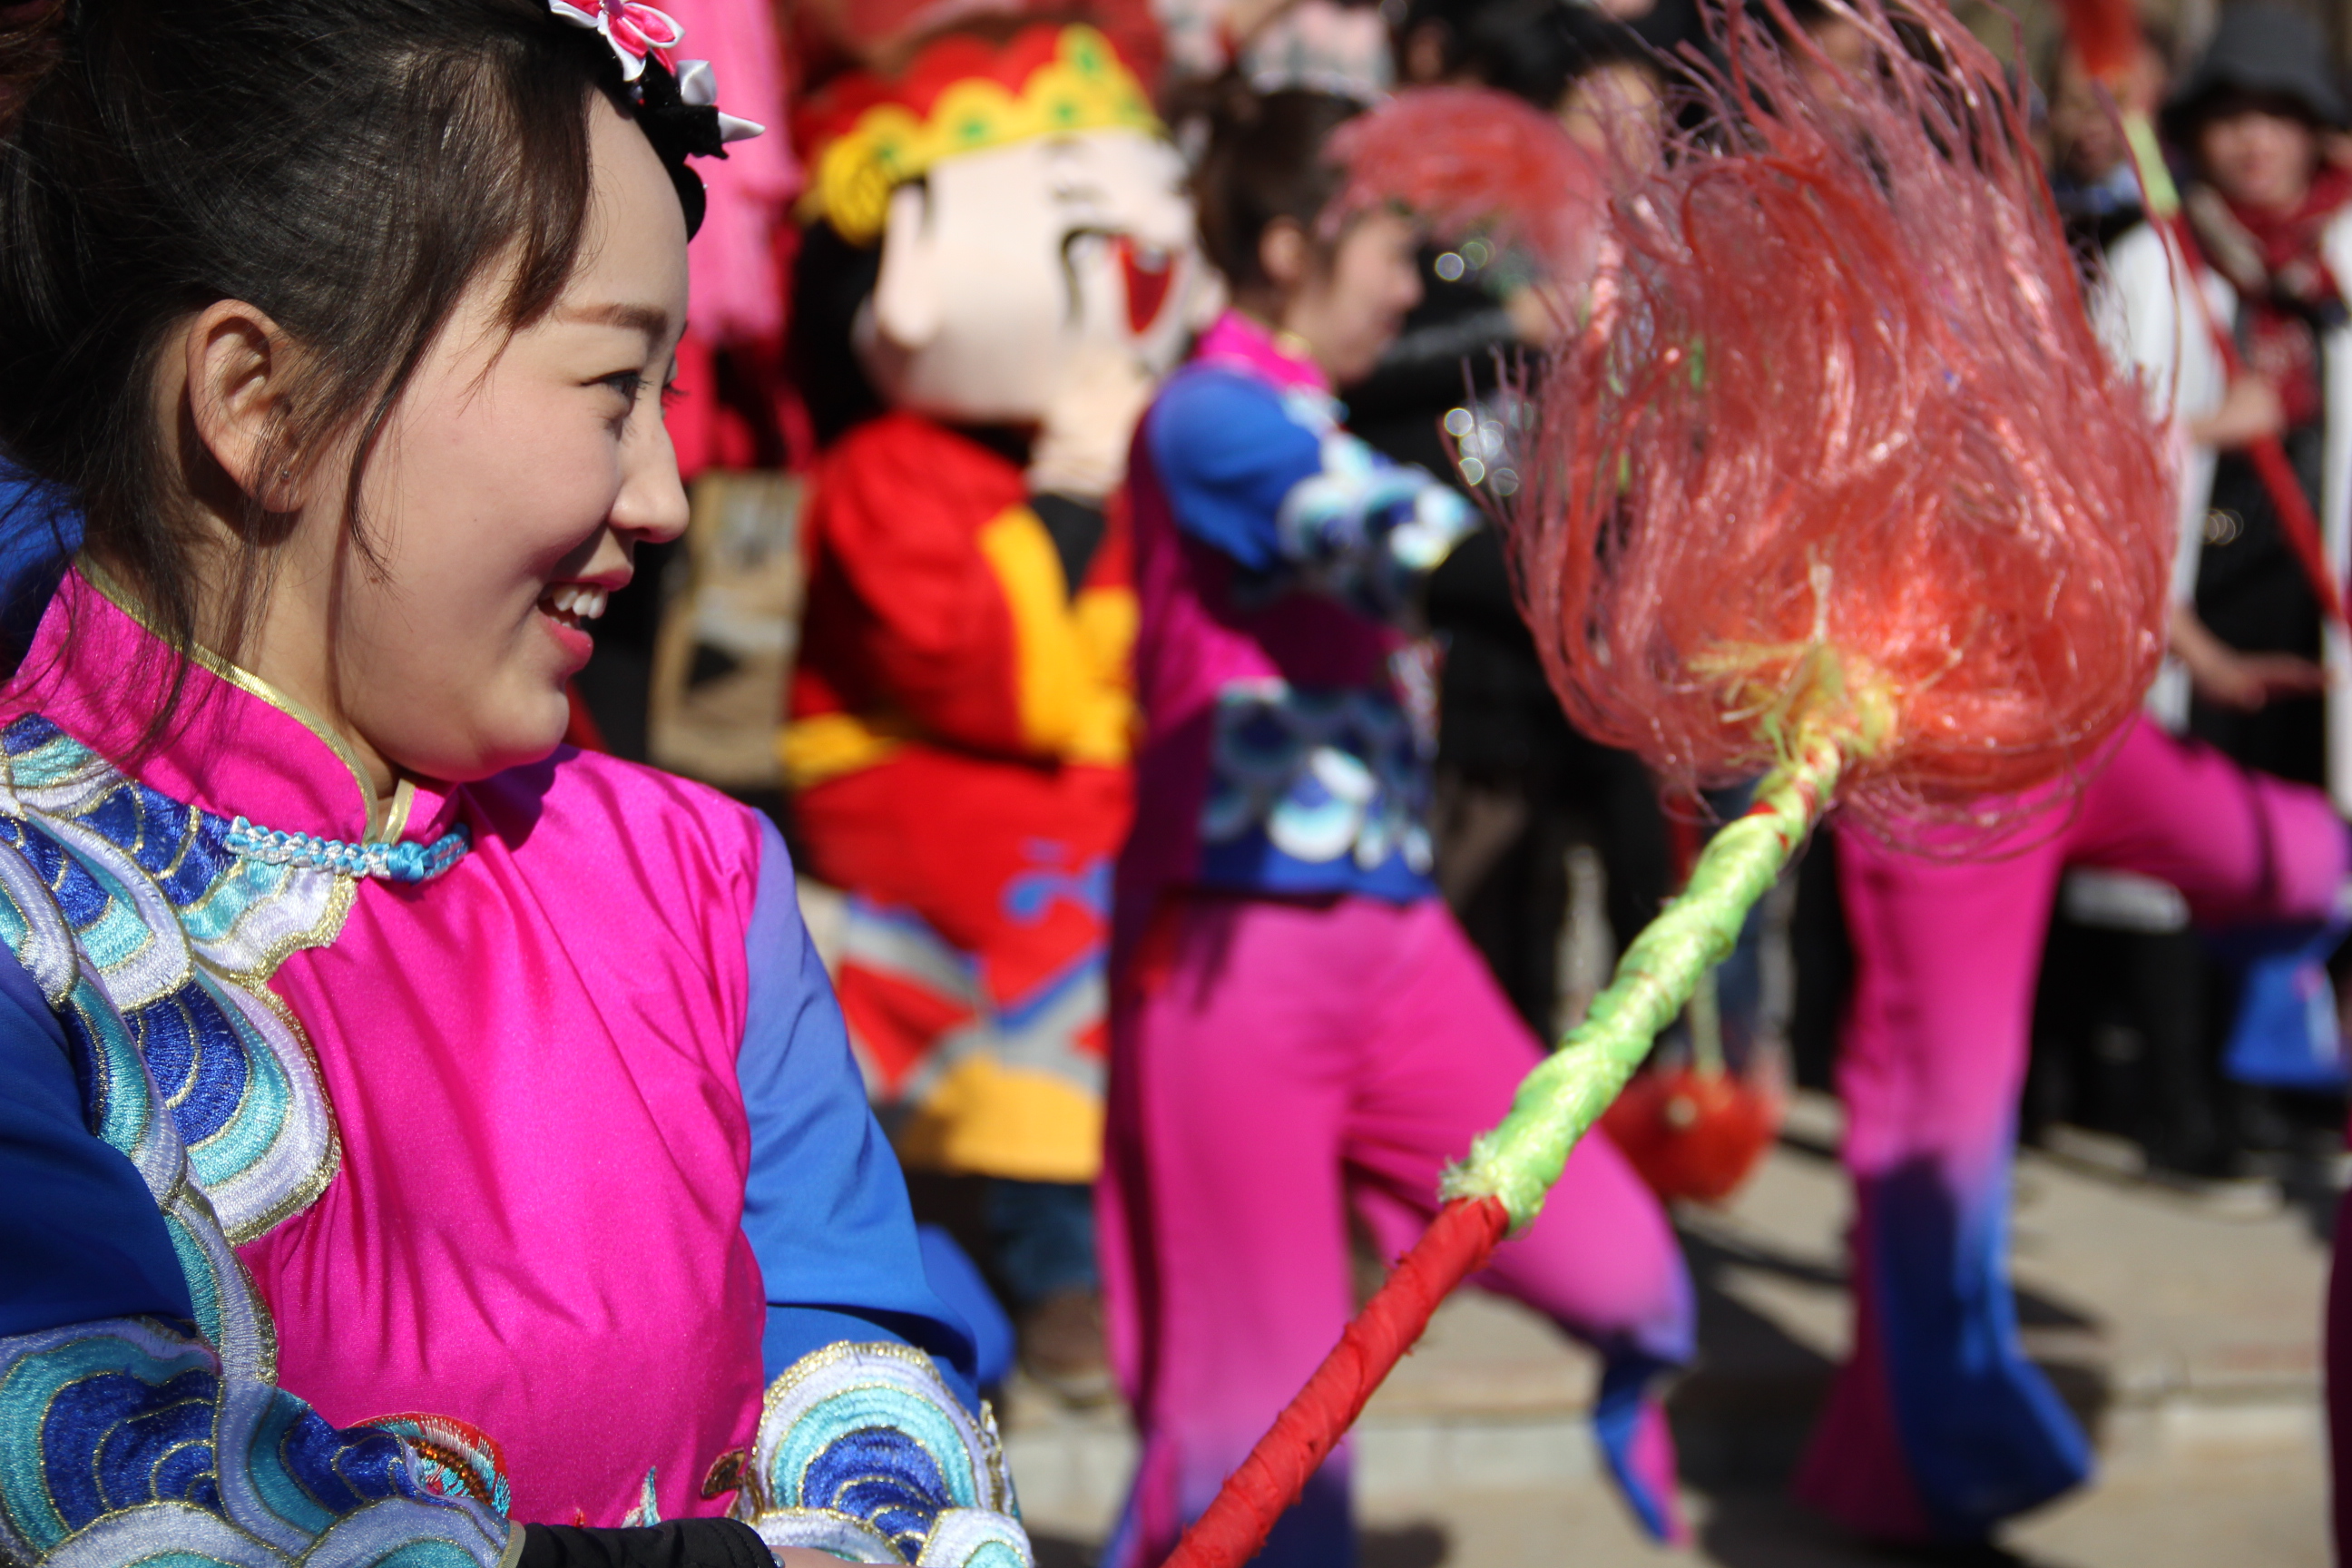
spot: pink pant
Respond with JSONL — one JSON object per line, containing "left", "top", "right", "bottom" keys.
{"left": 1800, "top": 718, "right": 2347, "bottom": 1541}
{"left": 1099, "top": 893, "right": 1694, "bottom": 1567}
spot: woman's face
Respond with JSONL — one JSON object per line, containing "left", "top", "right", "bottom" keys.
{"left": 1279, "top": 208, "right": 1425, "bottom": 386}
{"left": 266, "top": 97, "right": 691, "bottom": 791}
{"left": 2198, "top": 104, "right": 2320, "bottom": 213}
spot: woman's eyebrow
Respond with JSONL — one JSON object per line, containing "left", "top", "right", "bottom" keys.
{"left": 557, "top": 302, "right": 672, "bottom": 342}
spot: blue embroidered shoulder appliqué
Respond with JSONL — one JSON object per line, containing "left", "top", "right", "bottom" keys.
{"left": 0, "top": 1317, "right": 514, "bottom": 1566}
{"left": 0, "top": 713, "right": 349, "bottom": 1250}
{"left": 0, "top": 713, "right": 514, "bottom": 1568}
{"left": 734, "top": 1342, "right": 1031, "bottom": 1568}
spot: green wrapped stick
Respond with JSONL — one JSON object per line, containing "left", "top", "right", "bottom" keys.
{"left": 1161, "top": 711, "right": 1856, "bottom": 1568}
{"left": 1441, "top": 721, "right": 1845, "bottom": 1230}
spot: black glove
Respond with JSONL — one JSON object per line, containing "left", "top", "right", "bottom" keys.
{"left": 518, "top": 1519, "right": 772, "bottom": 1568}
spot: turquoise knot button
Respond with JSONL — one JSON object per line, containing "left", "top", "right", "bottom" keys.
{"left": 224, "top": 817, "right": 470, "bottom": 883}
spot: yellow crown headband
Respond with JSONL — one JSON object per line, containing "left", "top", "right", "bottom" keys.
{"left": 799, "top": 24, "right": 1163, "bottom": 245}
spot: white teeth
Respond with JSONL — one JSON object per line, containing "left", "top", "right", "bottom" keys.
{"left": 541, "top": 584, "right": 610, "bottom": 622}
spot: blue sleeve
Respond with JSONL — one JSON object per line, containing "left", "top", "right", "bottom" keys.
{"left": 1144, "top": 367, "right": 1478, "bottom": 622}
{"left": 1145, "top": 368, "right": 1326, "bottom": 573}
{"left": 0, "top": 463, "right": 79, "bottom": 657}
{"left": 0, "top": 940, "right": 191, "bottom": 1336}
{"left": 736, "top": 815, "right": 981, "bottom": 1409}
{"left": 728, "top": 818, "right": 1029, "bottom": 1567}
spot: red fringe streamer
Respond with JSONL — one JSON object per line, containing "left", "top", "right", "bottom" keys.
{"left": 1161, "top": 1196, "right": 1513, "bottom": 1568}
{"left": 1324, "top": 86, "right": 1602, "bottom": 277}
{"left": 1512, "top": 0, "right": 2175, "bottom": 850}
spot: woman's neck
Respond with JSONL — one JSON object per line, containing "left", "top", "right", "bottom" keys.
{"left": 158, "top": 548, "right": 407, "bottom": 810}
{"left": 1229, "top": 302, "right": 1326, "bottom": 378}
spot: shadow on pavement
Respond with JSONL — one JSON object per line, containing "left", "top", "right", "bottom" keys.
{"left": 1669, "top": 1212, "right": 2111, "bottom": 1553}
{"left": 1698, "top": 1490, "right": 2061, "bottom": 1568}
{"left": 1359, "top": 1524, "right": 1450, "bottom": 1568}
{"left": 1668, "top": 1224, "right": 1840, "bottom": 1489}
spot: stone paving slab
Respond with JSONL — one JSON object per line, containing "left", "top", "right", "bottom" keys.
{"left": 1339, "top": 1433, "right": 2329, "bottom": 1568}
{"left": 1007, "top": 1089, "right": 2338, "bottom": 1563}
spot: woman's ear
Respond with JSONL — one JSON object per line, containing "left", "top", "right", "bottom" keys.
{"left": 870, "top": 182, "right": 946, "bottom": 351}
{"left": 1259, "top": 218, "right": 1311, "bottom": 293}
{"left": 180, "top": 299, "right": 301, "bottom": 511}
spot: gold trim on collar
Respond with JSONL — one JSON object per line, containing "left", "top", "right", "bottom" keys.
{"left": 380, "top": 779, "right": 417, "bottom": 842}
{"left": 76, "top": 558, "right": 396, "bottom": 842}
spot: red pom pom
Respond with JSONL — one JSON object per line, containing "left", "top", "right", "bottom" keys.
{"left": 1600, "top": 1065, "right": 1784, "bottom": 1205}
{"left": 1512, "top": 0, "right": 2174, "bottom": 847}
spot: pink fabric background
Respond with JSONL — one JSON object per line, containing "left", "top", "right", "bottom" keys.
{"left": 670, "top": 0, "right": 799, "bottom": 347}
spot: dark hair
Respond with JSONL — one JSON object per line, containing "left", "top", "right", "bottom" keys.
{"left": 1461, "top": 0, "right": 1654, "bottom": 112}
{"left": 0, "top": 0, "right": 641, "bottom": 703}
{"left": 787, "top": 220, "right": 888, "bottom": 450}
{"left": 1191, "top": 85, "right": 1364, "bottom": 298}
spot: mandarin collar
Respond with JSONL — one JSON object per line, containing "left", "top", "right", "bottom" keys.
{"left": 3, "top": 564, "right": 456, "bottom": 850}
{"left": 1194, "top": 309, "right": 1333, "bottom": 395}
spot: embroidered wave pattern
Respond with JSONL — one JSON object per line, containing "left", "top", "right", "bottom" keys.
{"left": 355, "top": 1415, "right": 516, "bottom": 1516}
{"left": 1201, "top": 681, "right": 1434, "bottom": 877}
{"left": 734, "top": 1343, "right": 1031, "bottom": 1568}
{"left": 0, "top": 716, "right": 348, "bottom": 1249}
{"left": 1271, "top": 387, "right": 1476, "bottom": 622}
{"left": 0, "top": 714, "right": 512, "bottom": 1566}
{"left": 0, "top": 1318, "right": 512, "bottom": 1567}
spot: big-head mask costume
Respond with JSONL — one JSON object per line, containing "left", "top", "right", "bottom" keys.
{"left": 779, "top": 22, "right": 1200, "bottom": 1210}
{"left": 794, "top": 21, "right": 1215, "bottom": 425}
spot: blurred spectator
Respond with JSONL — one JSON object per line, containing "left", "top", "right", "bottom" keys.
{"left": 2045, "top": 21, "right": 2173, "bottom": 256}
{"left": 1159, "top": 0, "right": 1393, "bottom": 96}
{"left": 1786, "top": 0, "right": 1873, "bottom": 102}
{"left": 2079, "top": 3, "right": 2352, "bottom": 1178}
{"left": 2117, "top": 4, "right": 2351, "bottom": 795}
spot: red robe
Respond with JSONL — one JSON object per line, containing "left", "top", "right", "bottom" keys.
{"left": 786, "top": 412, "right": 1134, "bottom": 1182}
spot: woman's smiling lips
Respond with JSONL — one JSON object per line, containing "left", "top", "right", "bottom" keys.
{"left": 535, "top": 580, "right": 612, "bottom": 668}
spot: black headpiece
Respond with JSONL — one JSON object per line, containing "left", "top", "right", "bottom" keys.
{"left": 544, "top": 0, "right": 763, "bottom": 236}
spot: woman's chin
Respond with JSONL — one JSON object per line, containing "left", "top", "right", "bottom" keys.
{"left": 385, "top": 701, "right": 577, "bottom": 786}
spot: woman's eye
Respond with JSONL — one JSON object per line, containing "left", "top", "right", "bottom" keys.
{"left": 599, "top": 371, "right": 646, "bottom": 409}
{"left": 660, "top": 380, "right": 686, "bottom": 412}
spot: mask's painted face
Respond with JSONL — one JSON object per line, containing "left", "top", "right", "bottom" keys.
{"left": 853, "top": 128, "right": 1219, "bottom": 423}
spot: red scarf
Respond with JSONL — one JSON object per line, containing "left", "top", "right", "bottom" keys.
{"left": 2187, "top": 165, "right": 2352, "bottom": 427}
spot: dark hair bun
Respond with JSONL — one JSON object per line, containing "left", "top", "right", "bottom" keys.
{"left": 1191, "top": 83, "right": 1364, "bottom": 294}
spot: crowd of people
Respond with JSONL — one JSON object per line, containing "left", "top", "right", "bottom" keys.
{"left": 5, "top": 0, "right": 2352, "bottom": 1566}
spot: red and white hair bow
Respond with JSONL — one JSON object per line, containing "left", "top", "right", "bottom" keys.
{"left": 548, "top": 0, "right": 683, "bottom": 81}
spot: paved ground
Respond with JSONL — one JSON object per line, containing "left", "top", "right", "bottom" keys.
{"left": 1004, "top": 1091, "right": 2337, "bottom": 1566}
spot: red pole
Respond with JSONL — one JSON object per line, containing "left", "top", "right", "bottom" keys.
{"left": 2245, "top": 434, "right": 2349, "bottom": 630}
{"left": 1160, "top": 1195, "right": 1514, "bottom": 1568}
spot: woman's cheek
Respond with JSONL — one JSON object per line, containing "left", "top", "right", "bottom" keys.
{"left": 514, "top": 440, "right": 630, "bottom": 564}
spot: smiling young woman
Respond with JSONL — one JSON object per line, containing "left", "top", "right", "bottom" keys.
{"left": 0, "top": 1, "right": 1029, "bottom": 1565}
